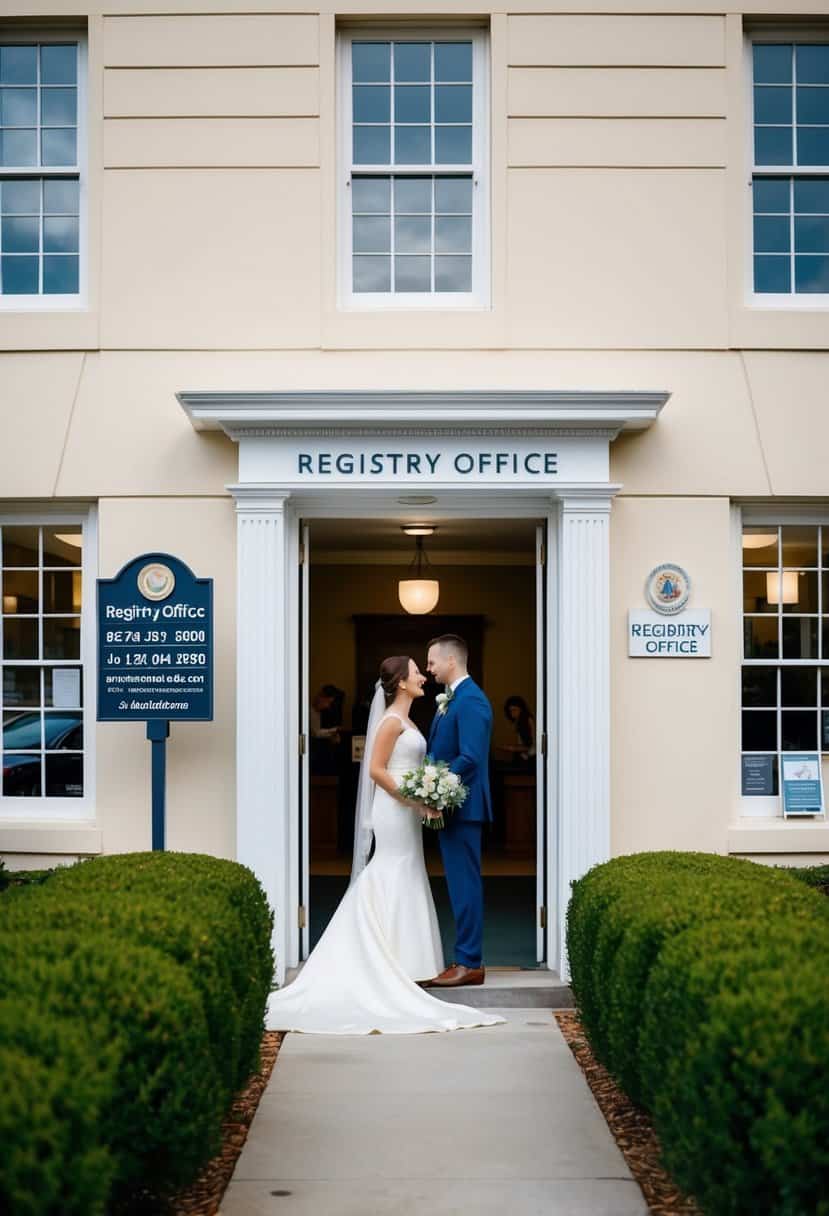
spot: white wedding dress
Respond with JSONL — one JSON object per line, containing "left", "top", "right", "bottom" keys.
{"left": 264, "top": 715, "right": 507, "bottom": 1035}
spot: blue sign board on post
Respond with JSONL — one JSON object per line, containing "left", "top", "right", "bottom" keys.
{"left": 97, "top": 553, "right": 213, "bottom": 849}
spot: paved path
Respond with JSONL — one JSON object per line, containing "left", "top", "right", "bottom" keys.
{"left": 220, "top": 1009, "right": 647, "bottom": 1216}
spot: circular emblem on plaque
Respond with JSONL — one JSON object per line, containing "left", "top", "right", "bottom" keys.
{"left": 645, "top": 563, "right": 691, "bottom": 615}
{"left": 137, "top": 562, "right": 175, "bottom": 602}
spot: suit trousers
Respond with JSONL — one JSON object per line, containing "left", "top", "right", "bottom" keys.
{"left": 438, "top": 817, "right": 484, "bottom": 969}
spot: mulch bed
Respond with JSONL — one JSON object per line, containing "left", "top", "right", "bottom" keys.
{"left": 554, "top": 1011, "right": 700, "bottom": 1216}
{"left": 172, "top": 1030, "right": 284, "bottom": 1216}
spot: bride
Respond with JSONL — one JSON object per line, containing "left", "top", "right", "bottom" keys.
{"left": 264, "top": 655, "right": 507, "bottom": 1035}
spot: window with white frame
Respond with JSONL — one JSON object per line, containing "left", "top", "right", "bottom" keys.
{"left": 339, "top": 29, "right": 489, "bottom": 307}
{"left": 0, "top": 34, "right": 85, "bottom": 302}
{"left": 1, "top": 522, "right": 88, "bottom": 801}
{"left": 750, "top": 35, "right": 829, "bottom": 297}
{"left": 741, "top": 523, "right": 828, "bottom": 799}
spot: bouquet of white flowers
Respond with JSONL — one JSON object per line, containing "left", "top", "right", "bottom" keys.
{"left": 398, "top": 758, "right": 468, "bottom": 830}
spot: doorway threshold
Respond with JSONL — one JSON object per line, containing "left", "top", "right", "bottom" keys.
{"left": 281, "top": 963, "right": 573, "bottom": 1009}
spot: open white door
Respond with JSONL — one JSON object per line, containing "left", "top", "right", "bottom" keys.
{"left": 298, "top": 521, "right": 311, "bottom": 960}
{"left": 536, "top": 522, "right": 548, "bottom": 964}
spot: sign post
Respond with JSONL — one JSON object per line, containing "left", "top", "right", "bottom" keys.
{"left": 97, "top": 554, "right": 214, "bottom": 849}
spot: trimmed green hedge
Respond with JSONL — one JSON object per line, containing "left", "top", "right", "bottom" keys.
{"left": 0, "top": 851, "right": 274, "bottom": 1215}
{"left": 567, "top": 852, "right": 829, "bottom": 1216}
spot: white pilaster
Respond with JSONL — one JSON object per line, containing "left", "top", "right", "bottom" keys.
{"left": 555, "top": 490, "right": 616, "bottom": 979}
{"left": 231, "top": 488, "right": 291, "bottom": 985}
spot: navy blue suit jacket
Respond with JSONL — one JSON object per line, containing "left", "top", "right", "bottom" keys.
{"left": 427, "top": 677, "right": 493, "bottom": 824}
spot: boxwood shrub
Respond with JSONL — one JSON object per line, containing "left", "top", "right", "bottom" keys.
{"left": 566, "top": 852, "right": 829, "bottom": 1216}
{"left": 0, "top": 851, "right": 274, "bottom": 1215}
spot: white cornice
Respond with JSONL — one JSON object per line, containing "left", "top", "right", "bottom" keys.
{"left": 176, "top": 390, "right": 669, "bottom": 436}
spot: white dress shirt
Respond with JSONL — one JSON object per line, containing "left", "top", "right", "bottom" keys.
{"left": 449, "top": 674, "right": 469, "bottom": 693}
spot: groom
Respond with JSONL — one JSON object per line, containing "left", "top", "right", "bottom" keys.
{"left": 420, "top": 634, "right": 493, "bottom": 988}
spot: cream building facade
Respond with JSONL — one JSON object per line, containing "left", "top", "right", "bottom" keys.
{"left": 1, "top": 2, "right": 828, "bottom": 979}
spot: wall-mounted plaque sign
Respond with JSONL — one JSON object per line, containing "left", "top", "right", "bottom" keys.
{"left": 781, "top": 753, "right": 825, "bottom": 818}
{"left": 628, "top": 610, "right": 711, "bottom": 657}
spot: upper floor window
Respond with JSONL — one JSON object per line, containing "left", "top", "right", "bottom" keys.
{"left": 750, "top": 37, "right": 829, "bottom": 300}
{"left": 0, "top": 34, "right": 85, "bottom": 305}
{"left": 338, "top": 28, "right": 489, "bottom": 308}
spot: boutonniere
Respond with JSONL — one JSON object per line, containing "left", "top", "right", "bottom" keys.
{"left": 435, "top": 689, "right": 455, "bottom": 716}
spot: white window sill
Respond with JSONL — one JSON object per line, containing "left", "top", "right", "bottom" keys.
{"left": 0, "top": 297, "right": 88, "bottom": 312}
{"left": 746, "top": 294, "right": 829, "bottom": 311}
{"left": 728, "top": 818, "right": 829, "bottom": 855}
{"left": 0, "top": 822, "right": 101, "bottom": 855}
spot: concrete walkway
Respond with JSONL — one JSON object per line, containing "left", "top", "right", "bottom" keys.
{"left": 220, "top": 1009, "right": 647, "bottom": 1216}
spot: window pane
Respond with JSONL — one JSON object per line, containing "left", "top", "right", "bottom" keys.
{"left": 782, "top": 571, "right": 818, "bottom": 614}
{"left": 782, "top": 617, "right": 818, "bottom": 659}
{"left": 43, "top": 570, "right": 80, "bottom": 614}
{"left": 41, "top": 127, "right": 76, "bottom": 165}
{"left": 754, "top": 215, "right": 790, "bottom": 252}
{"left": 3, "top": 667, "right": 40, "bottom": 706}
{"left": 742, "top": 710, "right": 777, "bottom": 750}
{"left": 43, "top": 216, "right": 78, "bottom": 253}
{"left": 796, "top": 44, "right": 829, "bottom": 85}
{"left": 2, "top": 178, "right": 39, "bottom": 213}
{"left": 2, "top": 527, "right": 38, "bottom": 567}
{"left": 395, "top": 176, "right": 431, "bottom": 212}
{"left": 755, "top": 126, "right": 792, "bottom": 165}
{"left": 742, "top": 527, "right": 778, "bottom": 566}
{"left": 744, "top": 616, "right": 779, "bottom": 658}
{"left": 40, "top": 44, "right": 76, "bottom": 85}
{"left": 782, "top": 710, "right": 818, "bottom": 750}
{"left": 782, "top": 525, "right": 818, "bottom": 567}
{"left": 44, "top": 666, "right": 82, "bottom": 708}
{"left": 45, "top": 752, "right": 82, "bottom": 797}
{"left": 2, "top": 570, "right": 38, "bottom": 614}
{"left": 435, "top": 255, "right": 471, "bottom": 292}
{"left": 394, "top": 43, "right": 430, "bottom": 83}
{"left": 0, "top": 87, "right": 37, "bottom": 125}
{"left": 742, "top": 666, "right": 777, "bottom": 707}
{"left": 3, "top": 617, "right": 38, "bottom": 659}
{"left": 352, "top": 255, "right": 390, "bottom": 293}
{"left": 394, "top": 255, "right": 430, "bottom": 291}
{"left": 352, "top": 43, "right": 390, "bottom": 83}
{"left": 435, "top": 176, "right": 472, "bottom": 213}
{"left": 435, "top": 85, "right": 472, "bottom": 123}
{"left": 1, "top": 216, "right": 38, "bottom": 253}
{"left": 435, "top": 125, "right": 471, "bottom": 164}
{"left": 794, "top": 255, "right": 829, "bottom": 292}
{"left": 42, "top": 528, "right": 81, "bottom": 567}
{"left": 394, "top": 125, "right": 430, "bottom": 164}
{"left": 353, "top": 215, "right": 390, "bottom": 252}
{"left": 2, "top": 754, "right": 41, "bottom": 796}
{"left": 352, "top": 85, "right": 389, "bottom": 123}
{"left": 395, "top": 214, "right": 430, "bottom": 254}
{"left": 743, "top": 570, "right": 773, "bottom": 613}
{"left": 351, "top": 176, "right": 390, "bottom": 214}
{"left": 754, "top": 255, "right": 790, "bottom": 293}
{"left": 754, "top": 86, "right": 792, "bottom": 124}
{"left": 753, "top": 177, "right": 789, "bottom": 212}
{"left": 435, "top": 215, "right": 472, "bottom": 253}
{"left": 797, "top": 127, "right": 829, "bottom": 166}
{"left": 795, "top": 87, "right": 828, "bottom": 125}
{"left": 795, "top": 217, "right": 829, "bottom": 254}
{"left": 43, "top": 255, "right": 78, "bottom": 294}
{"left": 353, "top": 125, "right": 389, "bottom": 164}
{"left": 43, "top": 177, "right": 78, "bottom": 214}
{"left": 3, "top": 710, "right": 41, "bottom": 750}
{"left": 794, "top": 177, "right": 829, "bottom": 212}
{"left": 753, "top": 44, "right": 792, "bottom": 85}
{"left": 435, "top": 43, "right": 472, "bottom": 82}
{"left": 44, "top": 710, "right": 82, "bottom": 750}
{"left": 1, "top": 128, "right": 38, "bottom": 166}
{"left": 395, "top": 85, "right": 430, "bottom": 123}
{"left": 823, "top": 710, "right": 829, "bottom": 752}
{"left": 41, "top": 87, "right": 77, "bottom": 126}
{"left": 782, "top": 666, "right": 817, "bottom": 706}
{"left": 0, "top": 45, "right": 37, "bottom": 85}
{"left": 43, "top": 617, "right": 80, "bottom": 660}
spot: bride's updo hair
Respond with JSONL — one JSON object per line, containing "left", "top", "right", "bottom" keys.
{"left": 379, "top": 656, "right": 411, "bottom": 707}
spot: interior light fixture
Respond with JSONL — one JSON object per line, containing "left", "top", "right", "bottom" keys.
{"left": 742, "top": 532, "right": 777, "bottom": 549}
{"left": 53, "top": 533, "right": 83, "bottom": 548}
{"left": 398, "top": 534, "right": 439, "bottom": 615}
{"left": 401, "top": 525, "right": 436, "bottom": 537}
{"left": 2, "top": 595, "right": 17, "bottom": 614}
{"left": 766, "top": 571, "right": 800, "bottom": 605}
{"left": 397, "top": 495, "right": 437, "bottom": 506}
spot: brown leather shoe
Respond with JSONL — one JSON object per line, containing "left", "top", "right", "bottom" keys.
{"left": 425, "top": 963, "right": 485, "bottom": 987}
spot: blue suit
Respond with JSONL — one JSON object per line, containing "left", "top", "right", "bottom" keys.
{"left": 427, "top": 677, "right": 493, "bottom": 969}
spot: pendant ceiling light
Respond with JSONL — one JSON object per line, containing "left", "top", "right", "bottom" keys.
{"left": 398, "top": 527, "right": 439, "bottom": 615}
{"left": 766, "top": 571, "right": 800, "bottom": 605}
